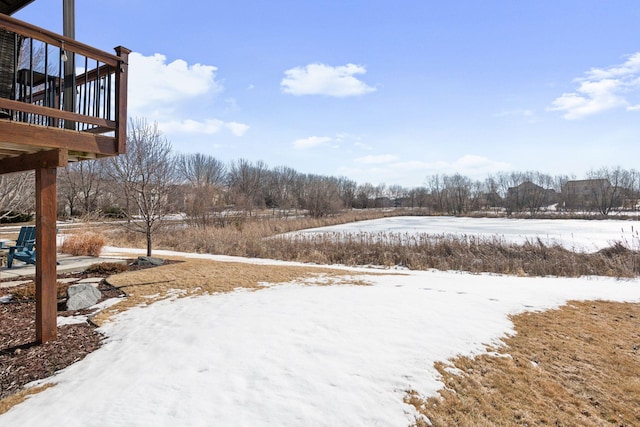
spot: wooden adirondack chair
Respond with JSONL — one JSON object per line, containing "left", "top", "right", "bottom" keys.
{"left": 7, "top": 225, "right": 36, "bottom": 268}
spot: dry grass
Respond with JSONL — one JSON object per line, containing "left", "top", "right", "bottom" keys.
{"left": 83, "top": 262, "right": 130, "bottom": 276}
{"left": 0, "top": 384, "right": 56, "bottom": 415}
{"left": 91, "top": 257, "right": 375, "bottom": 326}
{"left": 102, "top": 209, "right": 403, "bottom": 256}
{"left": 59, "top": 232, "right": 105, "bottom": 257}
{"left": 406, "top": 300, "right": 640, "bottom": 426}
{"left": 98, "top": 211, "right": 640, "bottom": 278}
{"left": 9, "top": 281, "right": 70, "bottom": 301}
{"left": 266, "top": 233, "right": 640, "bottom": 277}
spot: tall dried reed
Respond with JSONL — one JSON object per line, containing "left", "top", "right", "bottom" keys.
{"left": 103, "top": 210, "right": 640, "bottom": 278}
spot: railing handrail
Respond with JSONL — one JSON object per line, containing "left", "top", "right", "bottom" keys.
{"left": 0, "top": 13, "right": 121, "bottom": 66}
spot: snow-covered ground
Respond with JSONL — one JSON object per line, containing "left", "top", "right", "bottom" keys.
{"left": 287, "top": 216, "right": 640, "bottom": 252}
{"left": 3, "top": 248, "right": 640, "bottom": 427}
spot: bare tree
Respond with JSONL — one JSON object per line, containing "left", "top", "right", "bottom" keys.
{"left": 355, "top": 183, "right": 375, "bottom": 209}
{"left": 59, "top": 160, "right": 105, "bottom": 217}
{"left": 176, "top": 153, "right": 226, "bottom": 228}
{"left": 497, "top": 171, "right": 525, "bottom": 214}
{"left": 337, "top": 177, "right": 357, "bottom": 209}
{"left": 264, "top": 166, "right": 300, "bottom": 213}
{"left": 482, "top": 176, "right": 502, "bottom": 211}
{"left": 408, "top": 186, "right": 429, "bottom": 208}
{"left": 630, "top": 169, "right": 640, "bottom": 214}
{"left": 586, "top": 167, "right": 632, "bottom": 216}
{"left": 107, "top": 119, "right": 176, "bottom": 256}
{"left": 227, "top": 159, "right": 267, "bottom": 214}
{"left": 442, "top": 173, "right": 472, "bottom": 214}
{"left": 373, "top": 183, "right": 388, "bottom": 208}
{"left": 426, "top": 174, "right": 446, "bottom": 213}
{"left": 0, "top": 172, "right": 35, "bottom": 220}
{"left": 522, "top": 172, "right": 555, "bottom": 216}
{"left": 301, "top": 175, "right": 342, "bottom": 218}
{"left": 387, "top": 184, "right": 407, "bottom": 207}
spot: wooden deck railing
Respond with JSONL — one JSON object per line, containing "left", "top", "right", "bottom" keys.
{"left": 0, "top": 13, "right": 129, "bottom": 154}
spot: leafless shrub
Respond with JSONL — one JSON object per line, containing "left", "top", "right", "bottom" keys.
{"left": 84, "top": 262, "right": 129, "bottom": 276}
{"left": 10, "top": 281, "right": 70, "bottom": 301}
{"left": 60, "top": 232, "right": 105, "bottom": 257}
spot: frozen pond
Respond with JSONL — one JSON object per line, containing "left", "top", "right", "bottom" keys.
{"left": 289, "top": 216, "right": 640, "bottom": 253}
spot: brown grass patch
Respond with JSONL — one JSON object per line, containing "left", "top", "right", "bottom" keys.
{"left": 83, "top": 262, "right": 130, "bottom": 276}
{"left": 92, "top": 257, "right": 376, "bottom": 326}
{"left": 59, "top": 232, "right": 105, "bottom": 256}
{"left": 0, "top": 384, "right": 56, "bottom": 415}
{"left": 9, "top": 281, "right": 70, "bottom": 301}
{"left": 406, "top": 300, "right": 640, "bottom": 426}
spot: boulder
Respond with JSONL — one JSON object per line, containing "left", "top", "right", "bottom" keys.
{"left": 132, "top": 256, "right": 164, "bottom": 266}
{"left": 66, "top": 283, "right": 102, "bottom": 311}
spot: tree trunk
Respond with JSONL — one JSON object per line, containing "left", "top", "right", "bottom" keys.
{"left": 146, "top": 228, "right": 152, "bottom": 256}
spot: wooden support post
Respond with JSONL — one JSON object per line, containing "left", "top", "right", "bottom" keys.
{"left": 35, "top": 167, "right": 58, "bottom": 343}
{"left": 114, "top": 46, "right": 131, "bottom": 154}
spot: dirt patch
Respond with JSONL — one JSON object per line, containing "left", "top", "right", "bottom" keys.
{"left": 406, "top": 300, "right": 640, "bottom": 426}
{"left": 0, "top": 273, "right": 128, "bottom": 411}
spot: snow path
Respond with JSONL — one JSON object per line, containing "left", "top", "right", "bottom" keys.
{"left": 3, "top": 253, "right": 639, "bottom": 427}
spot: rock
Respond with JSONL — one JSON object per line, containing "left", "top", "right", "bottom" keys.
{"left": 66, "top": 283, "right": 102, "bottom": 311}
{"left": 132, "top": 256, "right": 164, "bottom": 266}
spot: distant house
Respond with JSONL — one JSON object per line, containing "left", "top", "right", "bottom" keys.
{"left": 506, "top": 181, "right": 556, "bottom": 214}
{"left": 561, "top": 179, "right": 611, "bottom": 211}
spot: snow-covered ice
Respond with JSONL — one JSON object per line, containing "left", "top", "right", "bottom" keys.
{"left": 287, "top": 216, "right": 640, "bottom": 252}
{"left": 3, "top": 248, "right": 639, "bottom": 427}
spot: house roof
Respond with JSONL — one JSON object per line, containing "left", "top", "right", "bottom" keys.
{"left": 0, "top": 0, "right": 34, "bottom": 16}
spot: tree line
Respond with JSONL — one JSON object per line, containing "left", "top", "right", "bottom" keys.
{"left": 3, "top": 119, "right": 640, "bottom": 227}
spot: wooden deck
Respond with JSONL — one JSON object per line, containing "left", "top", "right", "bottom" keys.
{"left": 0, "top": 12, "right": 129, "bottom": 343}
{"left": 0, "top": 13, "right": 129, "bottom": 172}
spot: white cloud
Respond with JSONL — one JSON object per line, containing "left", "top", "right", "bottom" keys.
{"left": 127, "top": 52, "right": 248, "bottom": 140}
{"left": 293, "top": 136, "right": 333, "bottom": 149}
{"left": 354, "top": 142, "right": 373, "bottom": 150}
{"left": 226, "top": 122, "right": 250, "bottom": 136}
{"left": 281, "top": 63, "right": 376, "bottom": 97}
{"left": 128, "top": 52, "right": 222, "bottom": 114}
{"left": 585, "top": 52, "right": 640, "bottom": 80}
{"left": 160, "top": 119, "right": 249, "bottom": 136}
{"left": 354, "top": 154, "right": 398, "bottom": 164}
{"left": 548, "top": 52, "right": 640, "bottom": 119}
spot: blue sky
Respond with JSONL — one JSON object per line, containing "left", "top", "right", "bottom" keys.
{"left": 15, "top": 0, "right": 640, "bottom": 187}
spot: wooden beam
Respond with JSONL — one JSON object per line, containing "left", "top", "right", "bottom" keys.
{"left": 0, "top": 98, "right": 117, "bottom": 130}
{"left": 0, "top": 120, "right": 117, "bottom": 156}
{"left": 115, "top": 46, "right": 130, "bottom": 154}
{"left": 35, "top": 167, "right": 58, "bottom": 343}
{"left": 0, "top": 148, "right": 68, "bottom": 174}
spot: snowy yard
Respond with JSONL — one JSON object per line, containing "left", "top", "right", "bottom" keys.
{"left": 2, "top": 247, "right": 640, "bottom": 427}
